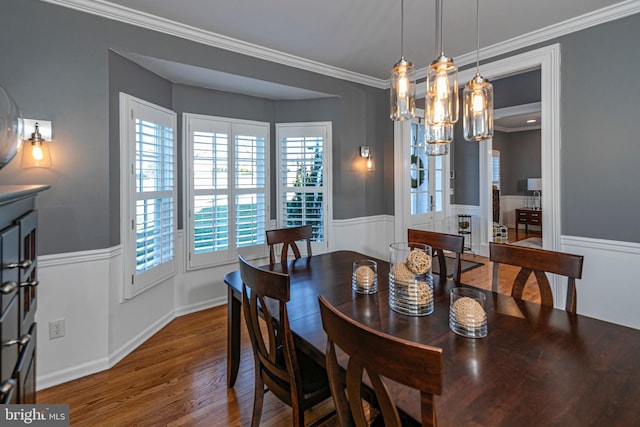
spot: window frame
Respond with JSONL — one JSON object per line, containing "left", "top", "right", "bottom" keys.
{"left": 184, "top": 113, "right": 270, "bottom": 270}
{"left": 119, "top": 93, "right": 177, "bottom": 300}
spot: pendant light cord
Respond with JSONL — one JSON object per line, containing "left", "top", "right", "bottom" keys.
{"left": 435, "top": 0, "right": 443, "bottom": 55}
{"left": 400, "top": 0, "right": 405, "bottom": 57}
{"left": 475, "top": 0, "right": 480, "bottom": 74}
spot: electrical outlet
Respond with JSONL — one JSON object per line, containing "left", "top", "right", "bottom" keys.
{"left": 49, "top": 319, "right": 65, "bottom": 339}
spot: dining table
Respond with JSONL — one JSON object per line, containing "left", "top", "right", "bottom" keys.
{"left": 224, "top": 250, "right": 640, "bottom": 425}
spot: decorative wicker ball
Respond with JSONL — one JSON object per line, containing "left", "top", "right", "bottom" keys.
{"left": 408, "top": 281, "right": 433, "bottom": 306}
{"left": 355, "top": 265, "right": 375, "bottom": 289}
{"left": 406, "top": 249, "right": 431, "bottom": 274}
{"left": 391, "top": 262, "right": 415, "bottom": 283}
{"left": 452, "top": 297, "right": 486, "bottom": 328}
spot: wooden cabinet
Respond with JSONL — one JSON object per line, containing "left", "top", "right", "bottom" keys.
{"left": 0, "top": 185, "right": 48, "bottom": 404}
{"left": 516, "top": 208, "right": 542, "bottom": 234}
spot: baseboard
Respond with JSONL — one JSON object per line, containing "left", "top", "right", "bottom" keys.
{"left": 174, "top": 296, "right": 227, "bottom": 317}
{"left": 37, "top": 355, "right": 111, "bottom": 390}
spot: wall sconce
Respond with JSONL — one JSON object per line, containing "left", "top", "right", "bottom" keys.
{"left": 21, "top": 119, "right": 52, "bottom": 168}
{"left": 360, "top": 146, "right": 375, "bottom": 171}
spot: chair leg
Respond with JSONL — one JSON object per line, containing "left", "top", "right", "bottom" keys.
{"left": 292, "top": 405, "right": 305, "bottom": 427}
{"left": 251, "top": 369, "right": 265, "bottom": 427}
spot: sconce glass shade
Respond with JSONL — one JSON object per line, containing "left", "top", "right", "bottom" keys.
{"left": 463, "top": 74, "right": 494, "bottom": 141}
{"left": 21, "top": 123, "right": 52, "bottom": 168}
{"left": 364, "top": 155, "right": 375, "bottom": 171}
{"left": 390, "top": 58, "right": 416, "bottom": 121}
{"left": 426, "top": 55, "right": 458, "bottom": 126}
{"left": 359, "top": 146, "right": 375, "bottom": 171}
{"left": 0, "top": 85, "right": 22, "bottom": 170}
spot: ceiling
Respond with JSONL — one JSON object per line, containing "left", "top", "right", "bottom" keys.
{"left": 77, "top": 0, "right": 630, "bottom": 81}
{"left": 46, "top": 0, "right": 634, "bottom": 129}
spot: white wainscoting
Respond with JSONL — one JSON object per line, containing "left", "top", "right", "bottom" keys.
{"left": 331, "top": 215, "right": 395, "bottom": 260}
{"left": 449, "top": 205, "right": 483, "bottom": 254}
{"left": 34, "top": 219, "right": 639, "bottom": 390}
{"left": 500, "top": 195, "right": 528, "bottom": 228}
{"left": 36, "top": 232, "right": 233, "bottom": 390}
{"left": 561, "top": 235, "right": 640, "bottom": 330}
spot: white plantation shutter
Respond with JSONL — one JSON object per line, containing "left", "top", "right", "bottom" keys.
{"left": 120, "top": 93, "right": 177, "bottom": 299}
{"left": 235, "top": 129, "right": 266, "bottom": 248}
{"left": 491, "top": 150, "right": 500, "bottom": 190}
{"left": 185, "top": 114, "right": 269, "bottom": 269}
{"left": 276, "top": 123, "right": 331, "bottom": 255}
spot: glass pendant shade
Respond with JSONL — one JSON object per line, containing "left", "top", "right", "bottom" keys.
{"left": 425, "top": 141, "right": 450, "bottom": 156}
{"left": 463, "top": 74, "right": 494, "bottom": 141}
{"left": 427, "top": 56, "right": 458, "bottom": 126}
{"left": 0, "top": 85, "right": 22, "bottom": 169}
{"left": 425, "top": 123, "right": 453, "bottom": 156}
{"left": 390, "top": 58, "right": 416, "bottom": 121}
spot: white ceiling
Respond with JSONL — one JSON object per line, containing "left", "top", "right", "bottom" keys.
{"left": 45, "top": 0, "right": 636, "bottom": 128}
{"left": 81, "top": 0, "right": 630, "bottom": 80}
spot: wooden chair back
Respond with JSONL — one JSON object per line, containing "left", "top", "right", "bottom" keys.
{"left": 489, "top": 242, "right": 584, "bottom": 313}
{"left": 239, "top": 255, "right": 330, "bottom": 426}
{"left": 266, "top": 225, "right": 313, "bottom": 265}
{"left": 318, "top": 295, "right": 443, "bottom": 427}
{"left": 408, "top": 228, "right": 465, "bottom": 284}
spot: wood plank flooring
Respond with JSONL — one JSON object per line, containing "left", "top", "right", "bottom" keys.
{"left": 37, "top": 229, "right": 541, "bottom": 426}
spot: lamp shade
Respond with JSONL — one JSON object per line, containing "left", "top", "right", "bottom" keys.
{"left": 527, "top": 178, "right": 541, "bottom": 191}
{"left": 390, "top": 58, "right": 416, "bottom": 121}
{"left": 426, "top": 55, "right": 458, "bottom": 126}
{"left": 463, "top": 74, "right": 494, "bottom": 141}
{"left": 425, "top": 123, "right": 452, "bottom": 156}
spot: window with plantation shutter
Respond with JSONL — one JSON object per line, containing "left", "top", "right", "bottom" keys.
{"left": 276, "top": 122, "right": 331, "bottom": 256}
{"left": 120, "top": 93, "right": 177, "bottom": 299}
{"left": 491, "top": 150, "right": 501, "bottom": 190}
{"left": 185, "top": 114, "right": 269, "bottom": 269}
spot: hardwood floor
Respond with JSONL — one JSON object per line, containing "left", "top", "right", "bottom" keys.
{"left": 37, "top": 228, "right": 541, "bottom": 426}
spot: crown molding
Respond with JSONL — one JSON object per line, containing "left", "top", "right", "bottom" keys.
{"left": 494, "top": 125, "right": 541, "bottom": 133}
{"left": 43, "top": 0, "right": 640, "bottom": 89}
{"left": 494, "top": 102, "right": 541, "bottom": 119}
{"left": 415, "top": 0, "right": 640, "bottom": 81}
{"left": 41, "top": 0, "right": 387, "bottom": 89}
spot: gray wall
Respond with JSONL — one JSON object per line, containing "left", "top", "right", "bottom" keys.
{"left": 0, "top": 0, "right": 391, "bottom": 255}
{"left": 493, "top": 130, "right": 542, "bottom": 196}
{"left": 453, "top": 71, "right": 541, "bottom": 205}
{"left": 108, "top": 53, "right": 174, "bottom": 246}
{"left": 1, "top": 0, "right": 639, "bottom": 254}
{"left": 451, "top": 13, "right": 640, "bottom": 243}
{"left": 560, "top": 13, "right": 640, "bottom": 242}
{"left": 493, "top": 70, "right": 541, "bottom": 110}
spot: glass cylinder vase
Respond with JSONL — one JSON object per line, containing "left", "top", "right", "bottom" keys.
{"left": 388, "top": 242, "right": 434, "bottom": 316}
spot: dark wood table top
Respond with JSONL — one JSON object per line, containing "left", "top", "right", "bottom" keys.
{"left": 225, "top": 250, "right": 640, "bottom": 426}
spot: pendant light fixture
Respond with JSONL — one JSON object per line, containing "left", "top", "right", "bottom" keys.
{"left": 463, "top": 0, "right": 494, "bottom": 141}
{"left": 390, "top": 0, "right": 416, "bottom": 121}
{"left": 426, "top": 0, "right": 458, "bottom": 127}
{"left": 425, "top": 123, "right": 453, "bottom": 155}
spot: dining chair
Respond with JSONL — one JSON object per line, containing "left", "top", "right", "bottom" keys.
{"left": 489, "top": 242, "right": 584, "bottom": 313}
{"left": 266, "top": 225, "right": 313, "bottom": 265}
{"left": 408, "top": 228, "right": 465, "bottom": 284}
{"left": 318, "top": 295, "right": 443, "bottom": 427}
{"left": 238, "top": 255, "right": 332, "bottom": 427}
